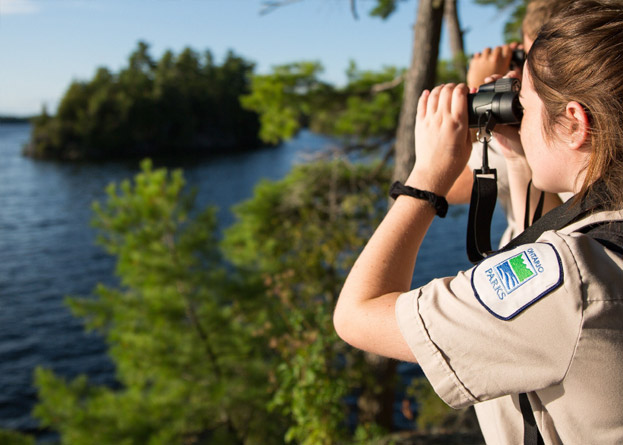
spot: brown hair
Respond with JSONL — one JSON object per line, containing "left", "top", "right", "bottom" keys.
{"left": 527, "top": 0, "right": 623, "bottom": 206}
{"left": 522, "top": 0, "right": 575, "bottom": 41}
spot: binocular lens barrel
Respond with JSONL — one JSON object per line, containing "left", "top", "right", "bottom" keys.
{"left": 467, "top": 78, "right": 523, "bottom": 128}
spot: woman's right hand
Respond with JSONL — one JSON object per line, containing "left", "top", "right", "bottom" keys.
{"left": 407, "top": 83, "right": 472, "bottom": 196}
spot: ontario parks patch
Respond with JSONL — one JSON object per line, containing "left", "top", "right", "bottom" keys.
{"left": 471, "top": 243, "right": 563, "bottom": 320}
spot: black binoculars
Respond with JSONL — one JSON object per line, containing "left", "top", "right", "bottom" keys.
{"left": 510, "top": 48, "right": 526, "bottom": 70}
{"left": 467, "top": 78, "right": 523, "bottom": 129}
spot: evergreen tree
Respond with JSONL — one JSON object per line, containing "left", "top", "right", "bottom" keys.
{"left": 34, "top": 160, "right": 285, "bottom": 444}
{"left": 222, "top": 159, "right": 393, "bottom": 443}
{"left": 33, "top": 157, "right": 395, "bottom": 444}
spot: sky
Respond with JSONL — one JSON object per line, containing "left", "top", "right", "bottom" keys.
{"left": 0, "top": 0, "right": 513, "bottom": 117}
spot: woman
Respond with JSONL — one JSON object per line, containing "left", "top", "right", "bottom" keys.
{"left": 448, "top": 0, "right": 575, "bottom": 248}
{"left": 334, "top": 1, "right": 623, "bottom": 443}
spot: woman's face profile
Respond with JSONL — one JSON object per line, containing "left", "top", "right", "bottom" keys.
{"left": 518, "top": 63, "right": 569, "bottom": 193}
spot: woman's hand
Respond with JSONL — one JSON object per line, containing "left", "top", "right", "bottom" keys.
{"left": 407, "top": 83, "right": 471, "bottom": 196}
{"left": 467, "top": 43, "right": 519, "bottom": 89}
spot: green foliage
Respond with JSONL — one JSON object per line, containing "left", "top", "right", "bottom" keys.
{"left": 33, "top": 157, "right": 399, "bottom": 444}
{"left": 240, "top": 61, "right": 327, "bottom": 144}
{"left": 28, "top": 42, "right": 261, "bottom": 160}
{"left": 242, "top": 61, "right": 403, "bottom": 147}
{"left": 369, "top": 0, "right": 401, "bottom": 19}
{"left": 0, "top": 430, "right": 35, "bottom": 445}
{"left": 222, "top": 158, "right": 393, "bottom": 444}
{"left": 33, "top": 159, "right": 284, "bottom": 444}
{"left": 323, "top": 63, "right": 404, "bottom": 142}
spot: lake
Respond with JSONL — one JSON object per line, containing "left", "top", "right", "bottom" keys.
{"left": 0, "top": 123, "right": 505, "bottom": 434}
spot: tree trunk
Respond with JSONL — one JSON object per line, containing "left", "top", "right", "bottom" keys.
{"left": 392, "top": 0, "right": 445, "bottom": 183}
{"left": 444, "top": 0, "right": 466, "bottom": 80}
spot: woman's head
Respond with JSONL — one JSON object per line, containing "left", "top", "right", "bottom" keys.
{"left": 526, "top": 0, "right": 623, "bottom": 205}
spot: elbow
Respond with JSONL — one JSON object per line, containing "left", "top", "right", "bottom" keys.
{"left": 333, "top": 299, "right": 354, "bottom": 346}
{"left": 333, "top": 303, "right": 347, "bottom": 342}
{"left": 333, "top": 296, "right": 366, "bottom": 349}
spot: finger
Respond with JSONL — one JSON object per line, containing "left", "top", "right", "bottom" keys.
{"left": 483, "top": 74, "right": 502, "bottom": 84}
{"left": 417, "top": 89, "right": 430, "bottom": 120}
{"left": 427, "top": 84, "right": 443, "bottom": 114}
{"left": 451, "top": 84, "right": 468, "bottom": 120}
{"left": 503, "top": 70, "right": 520, "bottom": 80}
{"left": 502, "top": 44, "right": 515, "bottom": 62}
{"left": 482, "top": 47, "right": 492, "bottom": 57}
{"left": 440, "top": 83, "right": 456, "bottom": 114}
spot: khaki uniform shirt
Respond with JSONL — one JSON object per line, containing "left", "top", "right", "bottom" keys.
{"left": 395, "top": 210, "right": 623, "bottom": 444}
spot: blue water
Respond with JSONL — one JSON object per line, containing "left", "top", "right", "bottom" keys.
{"left": 0, "top": 123, "right": 506, "bottom": 434}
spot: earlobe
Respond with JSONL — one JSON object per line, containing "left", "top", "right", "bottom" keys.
{"left": 566, "top": 101, "right": 590, "bottom": 150}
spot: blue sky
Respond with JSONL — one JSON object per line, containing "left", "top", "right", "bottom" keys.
{"left": 0, "top": 0, "right": 512, "bottom": 116}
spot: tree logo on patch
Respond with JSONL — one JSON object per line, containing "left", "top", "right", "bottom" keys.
{"left": 495, "top": 251, "right": 537, "bottom": 294}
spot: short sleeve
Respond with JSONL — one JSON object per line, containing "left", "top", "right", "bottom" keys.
{"left": 395, "top": 234, "right": 584, "bottom": 409}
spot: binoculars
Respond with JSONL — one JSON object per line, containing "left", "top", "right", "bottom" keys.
{"left": 468, "top": 78, "right": 523, "bottom": 129}
{"left": 510, "top": 48, "right": 526, "bottom": 70}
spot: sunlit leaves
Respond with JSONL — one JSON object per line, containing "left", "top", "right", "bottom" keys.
{"left": 243, "top": 60, "right": 403, "bottom": 147}
{"left": 240, "top": 61, "right": 326, "bottom": 144}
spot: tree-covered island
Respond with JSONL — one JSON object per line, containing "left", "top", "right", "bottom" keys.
{"left": 25, "top": 40, "right": 413, "bottom": 161}
{"left": 25, "top": 42, "right": 262, "bottom": 161}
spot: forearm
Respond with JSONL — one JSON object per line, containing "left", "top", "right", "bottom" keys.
{"left": 338, "top": 185, "right": 436, "bottom": 304}
{"left": 334, "top": 170, "right": 449, "bottom": 360}
{"left": 446, "top": 164, "right": 474, "bottom": 204}
{"left": 334, "top": 83, "right": 470, "bottom": 361}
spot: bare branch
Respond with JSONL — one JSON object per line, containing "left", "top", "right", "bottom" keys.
{"left": 370, "top": 73, "right": 405, "bottom": 94}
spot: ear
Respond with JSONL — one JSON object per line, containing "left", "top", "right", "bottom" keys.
{"left": 565, "top": 101, "right": 590, "bottom": 150}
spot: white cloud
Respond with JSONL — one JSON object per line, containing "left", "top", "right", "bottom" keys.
{"left": 0, "top": 0, "right": 40, "bottom": 15}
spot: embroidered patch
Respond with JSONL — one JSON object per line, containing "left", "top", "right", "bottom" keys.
{"left": 471, "top": 243, "right": 563, "bottom": 320}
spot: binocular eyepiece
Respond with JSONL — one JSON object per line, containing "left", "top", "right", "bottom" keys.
{"left": 510, "top": 48, "right": 526, "bottom": 70}
{"left": 468, "top": 78, "right": 523, "bottom": 129}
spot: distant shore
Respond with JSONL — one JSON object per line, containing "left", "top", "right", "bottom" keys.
{"left": 0, "top": 116, "right": 32, "bottom": 124}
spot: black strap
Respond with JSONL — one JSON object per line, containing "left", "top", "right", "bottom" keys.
{"left": 502, "top": 187, "right": 604, "bottom": 251}
{"left": 389, "top": 181, "right": 448, "bottom": 217}
{"left": 519, "top": 393, "right": 544, "bottom": 445}
{"left": 466, "top": 168, "right": 498, "bottom": 263}
{"left": 466, "top": 135, "right": 498, "bottom": 264}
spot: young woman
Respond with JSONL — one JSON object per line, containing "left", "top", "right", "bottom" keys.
{"left": 448, "top": 0, "right": 576, "bottom": 248}
{"left": 334, "top": 1, "right": 623, "bottom": 443}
